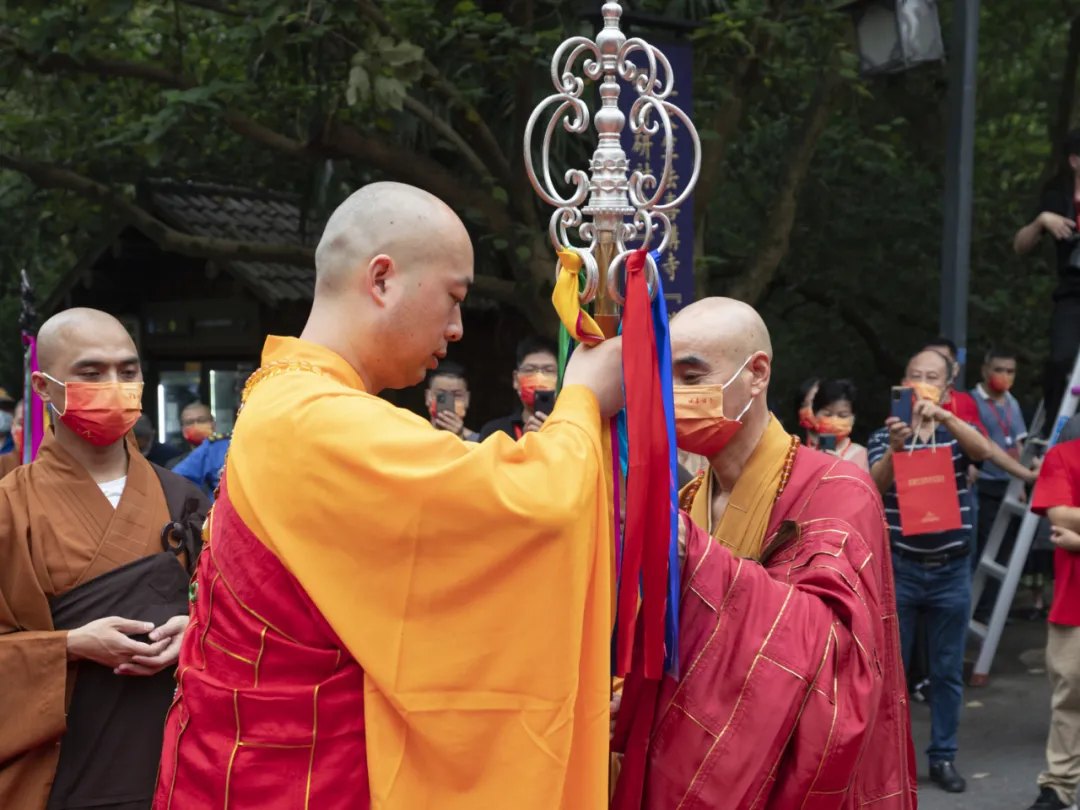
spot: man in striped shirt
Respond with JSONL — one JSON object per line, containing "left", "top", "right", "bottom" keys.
{"left": 868, "top": 348, "right": 993, "bottom": 794}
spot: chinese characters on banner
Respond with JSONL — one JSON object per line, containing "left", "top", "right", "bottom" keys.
{"left": 617, "top": 42, "right": 695, "bottom": 314}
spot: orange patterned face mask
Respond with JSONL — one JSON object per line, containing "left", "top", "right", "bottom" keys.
{"left": 44, "top": 374, "right": 143, "bottom": 447}
{"left": 909, "top": 381, "right": 943, "bottom": 405}
{"left": 672, "top": 356, "right": 754, "bottom": 458}
{"left": 518, "top": 373, "right": 556, "bottom": 408}
{"left": 815, "top": 414, "right": 854, "bottom": 438}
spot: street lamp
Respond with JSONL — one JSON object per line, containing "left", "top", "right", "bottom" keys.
{"left": 838, "top": 0, "right": 945, "bottom": 75}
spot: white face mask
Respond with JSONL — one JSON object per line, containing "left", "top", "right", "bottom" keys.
{"left": 0, "top": 411, "right": 11, "bottom": 434}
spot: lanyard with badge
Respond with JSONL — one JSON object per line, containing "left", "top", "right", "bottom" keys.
{"left": 987, "top": 397, "right": 1019, "bottom": 458}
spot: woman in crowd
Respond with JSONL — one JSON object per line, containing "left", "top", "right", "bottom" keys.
{"left": 808, "top": 378, "right": 870, "bottom": 472}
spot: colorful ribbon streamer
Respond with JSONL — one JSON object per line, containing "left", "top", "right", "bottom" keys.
{"left": 552, "top": 248, "right": 605, "bottom": 346}
{"left": 614, "top": 249, "right": 674, "bottom": 680}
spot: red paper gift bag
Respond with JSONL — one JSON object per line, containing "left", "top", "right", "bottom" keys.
{"left": 892, "top": 446, "right": 963, "bottom": 536}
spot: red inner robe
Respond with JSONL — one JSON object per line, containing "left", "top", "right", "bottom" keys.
{"left": 615, "top": 447, "right": 917, "bottom": 809}
{"left": 154, "top": 479, "right": 368, "bottom": 810}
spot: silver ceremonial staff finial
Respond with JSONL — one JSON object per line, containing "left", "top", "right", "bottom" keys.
{"left": 524, "top": 0, "right": 701, "bottom": 338}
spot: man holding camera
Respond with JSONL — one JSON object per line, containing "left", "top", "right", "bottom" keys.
{"left": 425, "top": 360, "right": 478, "bottom": 441}
{"left": 1014, "top": 129, "right": 1080, "bottom": 419}
{"left": 479, "top": 337, "right": 558, "bottom": 440}
{"left": 868, "top": 349, "right": 993, "bottom": 794}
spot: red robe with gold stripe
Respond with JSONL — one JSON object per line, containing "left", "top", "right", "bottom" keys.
{"left": 153, "top": 480, "right": 368, "bottom": 810}
{"left": 614, "top": 448, "right": 917, "bottom": 809}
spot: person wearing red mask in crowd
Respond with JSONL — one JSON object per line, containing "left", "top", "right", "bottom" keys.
{"left": 0, "top": 307, "right": 208, "bottom": 810}
{"left": 479, "top": 336, "right": 558, "bottom": 440}
{"left": 0, "top": 399, "right": 23, "bottom": 479}
{"left": 868, "top": 349, "right": 994, "bottom": 793}
{"left": 807, "top": 378, "right": 870, "bottom": 472}
{"left": 610, "top": 298, "right": 915, "bottom": 810}
{"left": 971, "top": 348, "right": 1050, "bottom": 620}
{"left": 424, "top": 360, "right": 478, "bottom": 441}
{"left": 1023, "top": 413, "right": 1080, "bottom": 810}
{"left": 170, "top": 403, "right": 231, "bottom": 499}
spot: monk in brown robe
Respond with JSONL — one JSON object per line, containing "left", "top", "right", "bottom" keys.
{"left": 0, "top": 308, "right": 209, "bottom": 810}
{"left": 0, "top": 399, "right": 23, "bottom": 479}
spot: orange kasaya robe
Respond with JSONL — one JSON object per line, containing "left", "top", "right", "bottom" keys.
{"left": 0, "top": 433, "right": 181, "bottom": 810}
{"left": 155, "top": 336, "right": 613, "bottom": 810}
{"left": 614, "top": 427, "right": 917, "bottom": 810}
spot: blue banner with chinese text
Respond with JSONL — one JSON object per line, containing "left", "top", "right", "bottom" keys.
{"left": 617, "top": 42, "right": 695, "bottom": 314}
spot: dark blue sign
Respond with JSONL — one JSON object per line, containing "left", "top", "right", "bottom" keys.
{"left": 618, "top": 42, "right": 695, "bottom": 314}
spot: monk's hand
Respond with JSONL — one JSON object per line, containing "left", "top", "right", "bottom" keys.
{"left": 66, "top": 617, "right": 158, "bottom": 668}
{"left": 116, "top": 615, "right": 190, "bottom": 676}
{"left": 884, "top": 416, "right": 912, "bottom": 453}
{"left": 609, "top": 692, "right": 622, "bottom": 741}
{"left": 562, "top": 336, "right": 624, "bottom": 418}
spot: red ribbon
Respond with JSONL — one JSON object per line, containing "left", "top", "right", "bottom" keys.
{"left": 614, "top": 249, "right": 671, "bottom": 680}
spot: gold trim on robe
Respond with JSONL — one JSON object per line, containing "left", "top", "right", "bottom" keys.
{"left": 685, "top": 416, "right": 793, "bottom": 560}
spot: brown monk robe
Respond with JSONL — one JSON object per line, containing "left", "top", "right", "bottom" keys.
{"left": 0, "top": 309, "right": 208, "bottom": 810}
{"left": 0, "top": 399, "right": 24, "bottom": 479}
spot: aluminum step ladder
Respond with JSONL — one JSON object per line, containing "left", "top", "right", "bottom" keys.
{"left": 968, "top": 350, "right": 1080, "bottom": 685}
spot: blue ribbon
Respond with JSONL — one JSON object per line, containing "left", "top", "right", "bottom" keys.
{"left": 649, "top": 251, "right": 680, "bottom": 676}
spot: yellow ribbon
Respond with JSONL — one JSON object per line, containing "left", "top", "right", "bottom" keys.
{"left": 551, "top": 248, "right": 605, "bottom": 345}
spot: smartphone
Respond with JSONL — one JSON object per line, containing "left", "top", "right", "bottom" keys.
{"left": 891, "top": 386, "right": 914, "bottom": 425}
{"left": 819, "top": 433, "right": 837, "bottom": 452}
{"left": 435, "top": 391, "right": 455, "bottom": 413}
{"left": 533, "top": 389, "right": 556, "bottom": 415}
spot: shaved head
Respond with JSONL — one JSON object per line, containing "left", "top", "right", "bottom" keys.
{"left": 37, "top": 308, "right": 137, "bottom": 377}
{"left": 314, "top": 182, "right": 472, "bottom": 294}
{"left": 670, "top": 298, "right": 773, "bottom": 372}
{"left": 669, "top": 297, "right": 774, "bottom": 449}
{"left": 303, "top": 182, "right": 475, "bottom": 392}
{"left": 32, "top": 307, "right": 142, "bottom": 416}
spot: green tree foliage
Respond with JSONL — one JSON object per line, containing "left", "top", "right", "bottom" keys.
{"left": 0, "top": 0, "right": 1076, "bottom": 423}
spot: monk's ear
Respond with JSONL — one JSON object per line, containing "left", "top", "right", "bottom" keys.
{"left": 365, "top": 255, "right": 394, "bottom": 306}
{"left": 747, "top": 351, "right": 771, "bottom": 396}
{"left": 30, "top": 371, "right": 52, "bottom": 405}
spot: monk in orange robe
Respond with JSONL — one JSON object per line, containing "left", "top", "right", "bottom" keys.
{"left": 0, "top": 308, "right": 209, "bottom": 810}
{"left": 154, "top": 182, "right": 624, "bottom": 810}
{"left": 0, "top": 399, "right": 23, "bottom": 478}
{"left": 611, "top": 298, "right": 916, "bottom": 810}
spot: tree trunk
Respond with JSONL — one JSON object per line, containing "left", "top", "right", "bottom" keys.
{"left": 1043, "top": 15, "right": 1080, "bottom": 186}
{"left": 728, "top": 69, "right": 840, "bottom": 306}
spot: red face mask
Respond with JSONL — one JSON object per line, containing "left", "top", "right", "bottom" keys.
{"left": 798, "top": 406, "right": 817, "bottom": 431}
{"left": 183, "top": 424, "right": 213, "bottom": 445}
{"left": 518, "top": 372, "right": 556, "bottom": 408}
{"left": 44, "top": 374, "right": 143, "bottom": 447}
{"left": 988, "top": 372, "right": 1013, "bottom": 393}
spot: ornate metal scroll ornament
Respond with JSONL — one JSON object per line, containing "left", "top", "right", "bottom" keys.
{"left": 523, "top": 0, "right": 701, "bottom": 329}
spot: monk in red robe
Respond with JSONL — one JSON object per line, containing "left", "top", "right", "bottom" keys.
{"left": 612, "top": 298, "right": 916, "bottom": 809}
{"left": 0, "top": 308, "right": 209, "bottom": 810}
{"left": 154, "top": 183, "right": 624, "bottom": 810}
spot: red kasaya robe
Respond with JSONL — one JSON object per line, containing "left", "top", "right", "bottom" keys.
{"left": 614, "top": 448, "right": 917, "bottom": 809}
